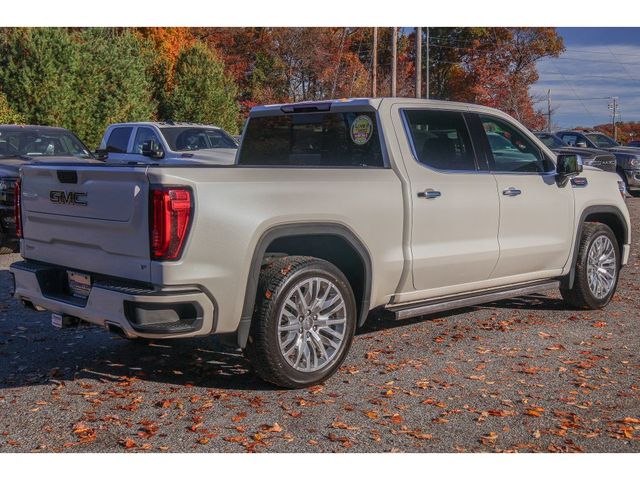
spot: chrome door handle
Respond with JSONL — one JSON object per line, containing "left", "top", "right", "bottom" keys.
{"left": 417, "top": 189, "right": 441, "bottom": 199}
{"left": 502, "top": 187, "right": 522, "bottom": 196}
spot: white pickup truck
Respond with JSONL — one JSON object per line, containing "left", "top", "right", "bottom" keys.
{"left": 95, "top": 121, "right": 238, "bottom": 164}
{"left": 10, "top": 98, "right": 631, "bottom": 388}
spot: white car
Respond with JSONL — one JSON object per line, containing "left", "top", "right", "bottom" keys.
{"left": 10, "top": 98, "right": 631, "bottom": 388}
{"left": 97, "top": 121, "right": 238, "bottom": 164}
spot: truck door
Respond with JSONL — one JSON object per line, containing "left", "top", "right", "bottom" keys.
{"left": 474, "top": 113, "right": 574, "bottom": 280}
{"left": 392, "top": 106, "right": 500, "bottom": 296}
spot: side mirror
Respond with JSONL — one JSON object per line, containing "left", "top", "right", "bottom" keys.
{"left": 142, "top": 140, "right": 164, "bottom": 159}
{"left": 94, "top": 149, "right": 108, "bottom": 161}
{"left": 556, "top": 153, "right": 583, "bottom": 177}
{"left": 576, "top": 141, "right": 588, "bottom": 148}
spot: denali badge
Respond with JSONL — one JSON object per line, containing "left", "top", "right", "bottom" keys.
{"left": 49, "top": 190, "right": 87, "bottom": 206}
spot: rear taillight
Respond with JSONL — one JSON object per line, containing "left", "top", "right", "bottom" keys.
{"left": 150, "top": 187, "right": 192, "bottom": 260}
{"left": 14, "top": 179, "right": 22, "bottom": 238}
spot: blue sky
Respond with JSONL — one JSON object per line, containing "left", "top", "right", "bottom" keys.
{"left": 531, "top": 28, "right": 640, "bottom": 128}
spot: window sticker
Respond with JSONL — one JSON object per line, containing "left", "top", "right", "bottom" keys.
{"left": 350, "top": 115, "right": 373, "bottom": 146}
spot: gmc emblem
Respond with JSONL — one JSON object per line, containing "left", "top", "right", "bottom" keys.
{"left": 49, "top": 190, "right": 87, "bottom": 206}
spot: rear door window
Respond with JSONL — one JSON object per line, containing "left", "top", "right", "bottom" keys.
{"left": 105, "top": 127, "right": 133, "bottom": 153}
{"left": 238, "top": 111, "right": 384, "bottom": 167}
{"left": 403, "top": 109, "right": 477, "bottom": 171}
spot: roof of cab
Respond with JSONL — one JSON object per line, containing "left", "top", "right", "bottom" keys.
{"left": 106, "top": 121, "right": 225, "bottom": 129}
{"left": 249, "top": 97, "right": 513, "bottom": 119}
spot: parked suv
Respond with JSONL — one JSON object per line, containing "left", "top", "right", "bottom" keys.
{"left": 11, "top": 99, "right": 630, "bottom": 388}
{"left": 556, "top": 129, "right": 640, "bottom": 195}
{"left": 98, "top": 122, "right": 238, "bottom": 164}
{"left": 0, "top": 125, "right": 99, "bottom": 253}
{"left": 533, "top": 132, "right": 616, "bottom": 172}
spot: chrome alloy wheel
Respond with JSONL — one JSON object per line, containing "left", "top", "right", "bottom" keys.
{"left": 586, "top": 234, "right": 617, "bottom": 299}
{"left": 277, "top": 277, "right": 347, "bottom": 373}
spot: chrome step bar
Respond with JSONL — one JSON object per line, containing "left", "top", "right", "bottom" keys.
{"left": 386, "top": 280, "right": 560, "bottom": 321}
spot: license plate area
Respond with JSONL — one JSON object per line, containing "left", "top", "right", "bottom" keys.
{"left": 67, "top": 270, "right": 91, "bottom": 298}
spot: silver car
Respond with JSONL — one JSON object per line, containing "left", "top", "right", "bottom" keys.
{"left": 97, "top": 121, "right": 239, "bottom": 165}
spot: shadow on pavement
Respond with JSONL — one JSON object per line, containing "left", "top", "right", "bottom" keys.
{"left": 0, "top": 270, "right": 570, "bottom": 392}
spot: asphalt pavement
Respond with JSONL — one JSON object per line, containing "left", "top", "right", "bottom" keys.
{"left": 1, "top": 199, "right": 639, "bottom": 452}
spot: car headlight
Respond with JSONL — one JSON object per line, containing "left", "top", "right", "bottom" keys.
{"left": 628, "top": 156, "right": 639, "bottom": 168}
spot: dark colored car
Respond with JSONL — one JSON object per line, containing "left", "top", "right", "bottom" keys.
{"left": 533, "top": 132, "right": 616, "bottom": 173}
{"left": 0, "top": 125, "right": 100, "bottom": 252}
{"left": 555, "top": 129, "right": 640, "bottom": 195}
{"left": 628, "top": 140, "right": 640, "bottom": 148}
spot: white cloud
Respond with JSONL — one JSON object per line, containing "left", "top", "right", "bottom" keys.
{"left": 531, "top": 43, "right": 640, "bottom": 127}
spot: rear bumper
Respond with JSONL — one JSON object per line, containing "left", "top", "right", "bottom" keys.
{"left": 10, "top": 260, "right": 216, "bottom": 339}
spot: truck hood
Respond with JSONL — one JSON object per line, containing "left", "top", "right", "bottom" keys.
{"left": 551, "top": 146, "right": 605, "bottom": 159}
{"left": 603, "top": 146, "right": 640, "bottom": 156}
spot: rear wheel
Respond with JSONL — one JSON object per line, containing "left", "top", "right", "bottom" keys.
{"left": 244, "top": 255, "right": 356, "bottom": 388}
{"left": 561, "top": 223, "right": 620, "bottom": 309}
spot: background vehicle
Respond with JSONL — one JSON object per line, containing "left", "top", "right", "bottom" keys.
{"left": 11, "top": 99, "right": 630, "bottom": 388}
{"left": 628, "top": 140, "right": 640, "bottom": 147}
{"left": 556, "top": 129, "right": 640, "bottom": 194}
{"left": 97, "top": 122, "right": 238, "bottom": 165}
{"left": 533, "top": 132, "right": 616, "bottom": 172}
{"left": 0, "top": 125, "right": 98, "bottom": 253}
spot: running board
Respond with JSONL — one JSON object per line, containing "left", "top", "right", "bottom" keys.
{"left": 386, "top": 280, "right": 561, "bottom": 320}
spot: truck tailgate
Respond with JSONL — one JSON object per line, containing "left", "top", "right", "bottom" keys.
{"left": 20, "top": 164, "right": 152, "bottom": 282}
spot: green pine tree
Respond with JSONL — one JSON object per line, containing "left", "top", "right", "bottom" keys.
{"left": 162, "top": 42, "right": 239, "bottom": 133}
{"left": 0, "top": 91, "right": 24, "bottom": 124}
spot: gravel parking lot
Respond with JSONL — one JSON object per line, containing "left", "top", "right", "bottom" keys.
{"left": 1, "top": 199, "right": 639, "bottom": 453}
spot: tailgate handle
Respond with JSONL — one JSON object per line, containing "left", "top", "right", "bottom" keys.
{"left": 57, "top": 170, "right": 78, "bottom": 184}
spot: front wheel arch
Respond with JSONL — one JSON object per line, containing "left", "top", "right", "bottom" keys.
{"left": 562, "top": 205, "right": 628, "bottom": 290}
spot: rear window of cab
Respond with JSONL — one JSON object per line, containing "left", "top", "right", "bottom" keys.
{"left": 237, "top": 111, "right": 384, "bottom": 168}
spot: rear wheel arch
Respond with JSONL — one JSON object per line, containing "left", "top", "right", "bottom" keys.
{"left": 236, "top": 223, "right": 373, "bottom": 348}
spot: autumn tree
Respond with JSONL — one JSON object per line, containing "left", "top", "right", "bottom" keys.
{"left": 161, "top": 42, "right": 240, "bottom": 133}
{"left": 445, "top": 27, "right": 564, "bottom": 128}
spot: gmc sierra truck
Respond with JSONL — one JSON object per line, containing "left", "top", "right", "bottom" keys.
{"left": 10, "top": 98, "right": 631, "bottom": 388}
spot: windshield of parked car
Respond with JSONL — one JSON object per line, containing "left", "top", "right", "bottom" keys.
{"left": 161, "top": 127, "right": 238, "bottom": 151}
{"left": 0, "top": 129, "right": 93, "bottom": 159}
{"left": 585, "top": 133, "right": 619, "bottom": 148}
{"left": 535, "top": 133, "right": 566, "bottom": 149}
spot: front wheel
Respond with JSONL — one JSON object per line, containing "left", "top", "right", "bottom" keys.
{"left": 244, "top": 256, "right": 357, "bottom": 388}
{"left": 561, "top": 222, "right": 620, "bottom": 309}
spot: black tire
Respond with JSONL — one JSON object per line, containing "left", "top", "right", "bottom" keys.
{"left": 560, "top": 222, "right": 620, "bottom": 309}
{"left": 244, "top": 255, "right": 357, "bottom": 388}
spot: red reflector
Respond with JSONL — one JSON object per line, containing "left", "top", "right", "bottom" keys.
{"left": 14, "top": 179, "right": 22, "bottom": 239}
{"left": 150, "top": 187, "right": 192, "bottom": 260}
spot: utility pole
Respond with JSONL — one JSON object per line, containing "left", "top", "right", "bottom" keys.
{"left": 547, "top": 89, "right": 552, "bottom": 133}
{"left": 391, "top": 27, "right": 397, "bottom": 97}
{"left": 425, "top": 27, "right": 429, "bottom": 99}
{"left": 415, "top": 27, "right": 422, "bottom": 98}
{"left": 372, "top": 27, "right": 378, "bottom": 97}
{"left": 608, "top": 96, "right": 619, "bottom": 141}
